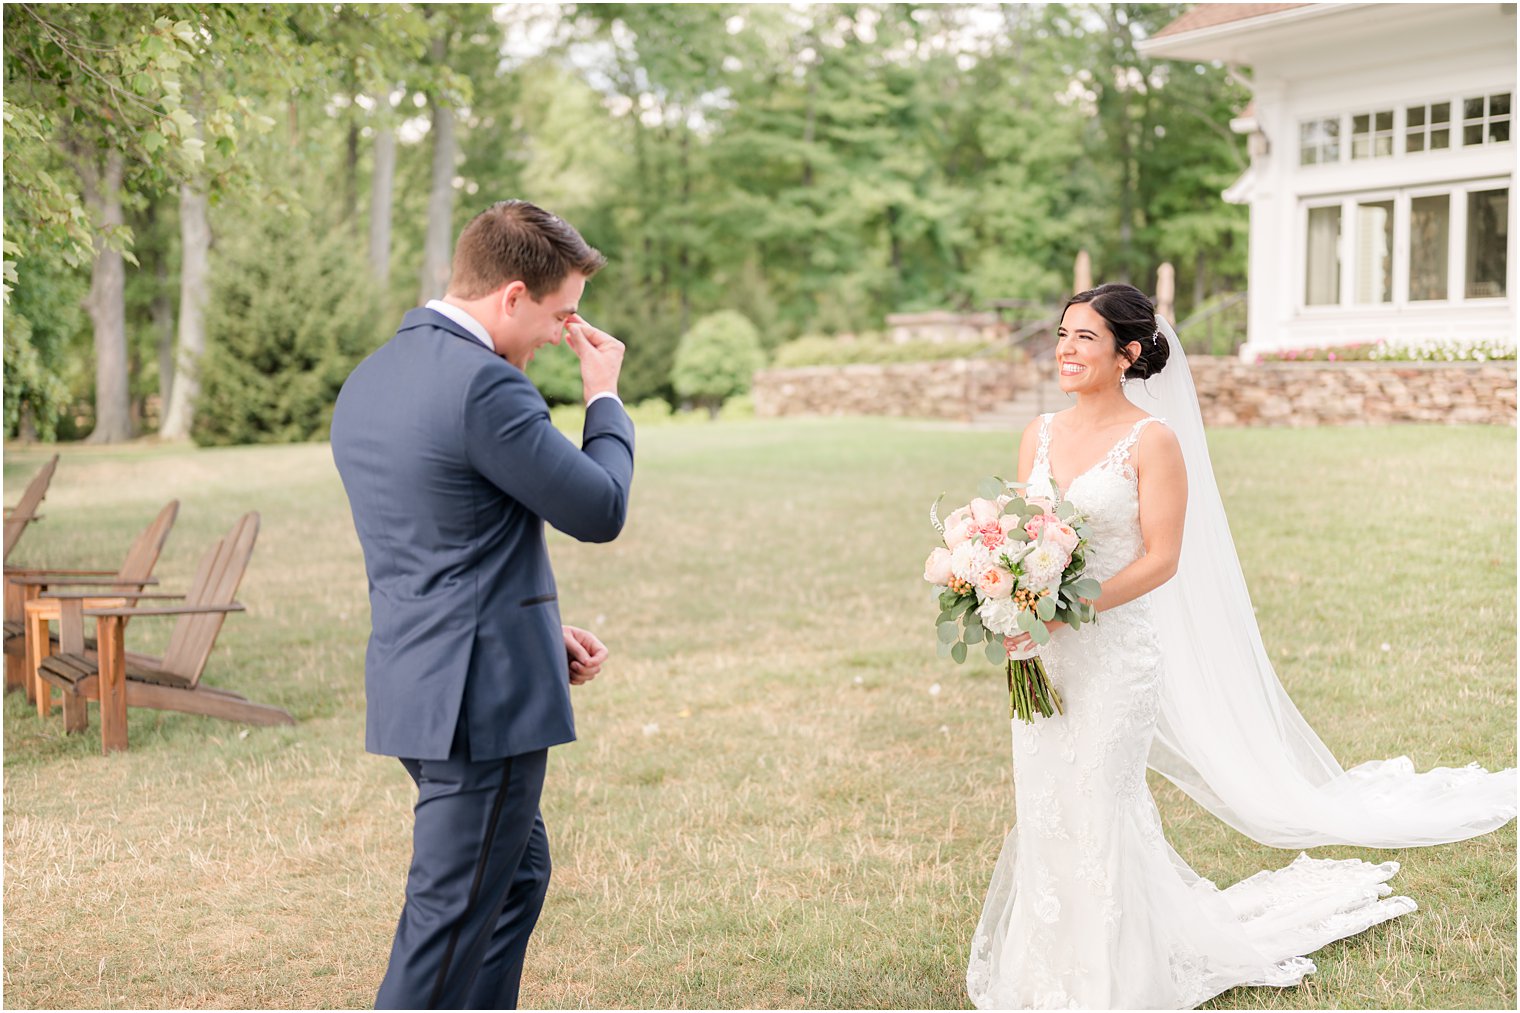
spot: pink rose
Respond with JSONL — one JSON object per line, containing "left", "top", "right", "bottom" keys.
{"left": 976, "top": 522, "right": 1006, "bottom": 552}
{"left": 924, "top": 547, "right": 954, "bottom": 585}
{"left": 1023, "top": 511, "right": 1057, "bottom": 540}
{"left": 1025, "top": 512, "right": 1079, "bottom": 556}
{"left": 976, "top": 565, "right": 1014, "bottom": 599}
{"left": 969, "top": 497, "right": 1000, "bottom": 526}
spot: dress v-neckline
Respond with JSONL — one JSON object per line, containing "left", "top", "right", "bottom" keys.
{"left": 1040, "top": 414, "right": 1149, "bottom": 492}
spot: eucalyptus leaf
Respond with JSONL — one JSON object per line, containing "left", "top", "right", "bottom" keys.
{"left": 1017, "top": 610, "right": 1040, "bottom": 635}
{"left": 984, "top": 640, "right": 1006, "bottom": 664}
{"left": 1054, "top": 501, "right": 1076, "bottom": 520}
{"left": 1036, "top": 596, "right": 1056, "bottom": 622}
{"left": 951, "top": 641, "right": 967, "bottom": 664}
{"left": 1030, "top": 621, "right": 1051, "bottom": 645}
{"left": 950, "top": 596, "right": 975, "bottom": 618}
{"left": 937, "top": 621, "right": 960, "bottom": 643}
{"left": 937, "top": 638, "right": 953, "bottom": 658}
{"left": 937, "top": 610, "right": 954, "bottom": 626}
{"left": 963, "top": 622, "right": 985, "bottom": 645}
{"left": 977, "top": 476, "right": 1004, "bottom": 500}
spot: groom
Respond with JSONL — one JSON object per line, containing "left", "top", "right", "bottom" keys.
{"left": 330, "top": 200, "right": 634, "bottom": 1009}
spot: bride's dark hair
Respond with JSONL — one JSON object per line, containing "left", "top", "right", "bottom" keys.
{"left": 1063, "top": 283, "right": 1171, "bottom": 380}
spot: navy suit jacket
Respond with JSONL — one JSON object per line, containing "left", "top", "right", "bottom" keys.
{"left": 331, "top": 308, "right": 634, "bottom": 761}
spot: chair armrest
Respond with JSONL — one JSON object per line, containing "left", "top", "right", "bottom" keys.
{"left": 42, "top": 590, "right": 185, "bottom": 601}
{"left": 84, "top": 602, "right": 245, "bottom": 618}
{"left": 5, "top": 567, "right": 118, "bottom": 578}
{"left": 10, "top": 575, "right": 159, "bottom": 588}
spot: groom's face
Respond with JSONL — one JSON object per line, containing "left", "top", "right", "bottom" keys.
{"left": 495, "top": 272, "right": 588, "bottom": 369}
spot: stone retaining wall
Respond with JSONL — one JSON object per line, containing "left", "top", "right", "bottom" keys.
{"left": 1186, "top": 359, "right": 1516, "bottom": 426}
{"left": 752, "top": 359, "right": 1517, "bottom": 426}
{"left": 751, "top": 359, "right": 1034, "bottom": 421}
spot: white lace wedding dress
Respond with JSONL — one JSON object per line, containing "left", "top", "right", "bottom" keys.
{"left": 967, "top": 414, "right": 1417, "bottom": 1010}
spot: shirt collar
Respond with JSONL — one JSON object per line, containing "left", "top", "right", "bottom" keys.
{"left": 425, "top": 299, "right": 494, "bottom": 351}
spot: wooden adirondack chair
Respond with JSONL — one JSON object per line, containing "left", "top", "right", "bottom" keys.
{"left": 36, "top": 512, "right": 293, "bottom": 753}
{"left": 4, "top": 454, "right": 60, "bottom": 561}
{"left": 6, "top": 500, "right": 179, "bottom": 711}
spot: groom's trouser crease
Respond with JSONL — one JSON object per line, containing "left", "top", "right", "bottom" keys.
{"left": 377, "top": 733, "right": 551, "bottom": 1010}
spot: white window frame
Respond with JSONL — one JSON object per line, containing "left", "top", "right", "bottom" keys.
{"left": 1300, "top": 197, "right": 1348, "bottom": 309}
{"left": 1403, "top": 185, "right": 1455, "bottom": 304}
{"left": 1402, "top": 98, "right": 1454, "bottom": 155}
{"left": 1349, "top": 108, "right": 1396, "bottom": 160}
{"left": 1460, "top": 180, "right": 1513, "bottom": 300}
{"left": 1296, "top": 177, "right": 1512, "bottom": 313}
{"left": 1298, "top": 114, "right": 1344, "bottom": 167}
{"left": 1459, "top": 90, "right": 1513, "bottom": 148}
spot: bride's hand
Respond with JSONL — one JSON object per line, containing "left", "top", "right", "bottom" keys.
{"left": 1003, "top": 621, "right": 1064, "bottom": 654}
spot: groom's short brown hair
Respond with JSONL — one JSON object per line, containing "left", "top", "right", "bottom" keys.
{"left": 447, "top": 200, "right": 606, "bottom": 300}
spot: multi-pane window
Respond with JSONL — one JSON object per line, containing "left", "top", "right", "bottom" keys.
{"left": 1462, "top": 92, "right": 1511, "bottom": 145}
{"left": 1408, "top": 195, "right": 1450, "bottom": 301}
{"left": 1305, "top": 205, "right": 1342, "bottom": 305}
{"left": 1355, "top": 201, "right": 1394, "bottom": 302}
{"left": 1405, "top": 102, "right": 1451, "bottom": 153}
{"left": 1351, "top": 110, "right": 1394, "bottom": 159}
{"left": 1299, "top": 118, "right": 1340, "bottom": 166}
{"left": 1466, "top": 188, "right": 1509, "bottom": 298}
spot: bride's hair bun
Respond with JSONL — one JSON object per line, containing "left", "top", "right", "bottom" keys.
{"left": 1063, "top": 282, "right": 1172, "bottom": 380}
{"left": 1127, "top": 330, "right": 1171, "bottom": 380}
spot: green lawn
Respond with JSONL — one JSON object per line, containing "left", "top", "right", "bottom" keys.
{"left": 3, "top": 419, "right": 1514, "bottom": 1010}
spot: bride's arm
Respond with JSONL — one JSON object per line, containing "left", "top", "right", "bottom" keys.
{"left": 1016, "top": 417, "right": 1041, "bottom": 484}
{"left": 1089, "top": 424, "right": 1188, "bottom": 614}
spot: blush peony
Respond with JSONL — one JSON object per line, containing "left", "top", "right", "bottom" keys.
{"left": 923, "top": 547, "right": 955, "bottom": 585}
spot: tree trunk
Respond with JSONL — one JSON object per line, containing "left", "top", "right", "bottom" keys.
{"left": 417, "top": 35, "right": 456, "bottom": 305}
{"left": 153, "top": 240, "right": 176, "bottom": 421}
{"left": 343, "top": 118, "right": 360, "bottom": 224}
{"left": 369, "top": 119, "right": 397, "bottom": 286}
{"left": 160, "top": 183, "right": 211, "bottom": 440}
{"left": 81, "top": 151, "right": 133, "bottom": 444}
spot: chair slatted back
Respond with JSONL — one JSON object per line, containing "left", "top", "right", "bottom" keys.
{"left": 116, "top": 500, "right": 180, "bottom": 588}
{"left": 161, "top": 512, "right": 259, "bottom": 686}
{"left": 4, "top": 455, "right": 60, "bottom": 560}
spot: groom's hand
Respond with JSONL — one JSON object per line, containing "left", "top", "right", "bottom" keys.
{"left": 564, "top": 315, "right": 625, "bottom": 404}
{"left": 563, "top": 625, "right": 609, "bottom": 685}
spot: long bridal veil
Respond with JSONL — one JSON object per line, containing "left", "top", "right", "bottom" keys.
{"left": 1124, "top": 320, "right": 1516, "bottom": 849}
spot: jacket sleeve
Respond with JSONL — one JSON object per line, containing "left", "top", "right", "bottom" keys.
{"left": 462, "top": 365, "right": 635, "bottom": 543}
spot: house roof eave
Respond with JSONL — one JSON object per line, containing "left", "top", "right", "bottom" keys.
{"left": 1138, "top": 4, "right": 1362, "bottom": 63}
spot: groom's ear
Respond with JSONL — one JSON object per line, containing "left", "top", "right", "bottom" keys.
{"left": 499, "top": 279, "right": 529, "bottom": 316}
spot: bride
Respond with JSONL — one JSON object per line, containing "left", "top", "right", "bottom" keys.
{"left": 966, "top": 283, "right": 1516, "bottom": 1009}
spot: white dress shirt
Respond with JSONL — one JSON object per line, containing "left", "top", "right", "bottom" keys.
{"left": 424, "top": 299, "right": 622, "bottom": 408}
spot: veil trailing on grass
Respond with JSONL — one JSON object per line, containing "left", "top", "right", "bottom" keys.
{"left": 1124, "top": 319, "right": 1516, "bottom": 849}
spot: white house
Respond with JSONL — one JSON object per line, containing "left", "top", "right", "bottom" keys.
{"left": 1140, "top": 3, "right": 1516, "bottom": 359}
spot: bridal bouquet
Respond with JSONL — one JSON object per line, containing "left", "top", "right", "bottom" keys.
{"left": 924, "top": 478, "right": 1101, "bottom": 722}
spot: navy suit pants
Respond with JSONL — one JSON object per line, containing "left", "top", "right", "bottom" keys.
{"left": 377, "top": 727, "right": 551, "bottom": 1010}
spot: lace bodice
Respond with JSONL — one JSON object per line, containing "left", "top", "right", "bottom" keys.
{"left": 1026, "top": 413, "right": 1163, "bottom": 583}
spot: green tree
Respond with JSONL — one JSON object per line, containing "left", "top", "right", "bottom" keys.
{"left": 191, "top": 207, "right": 381, "bottom": 446}
{"left": 670, "top": 310, "right": 765, "bottom": 418}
